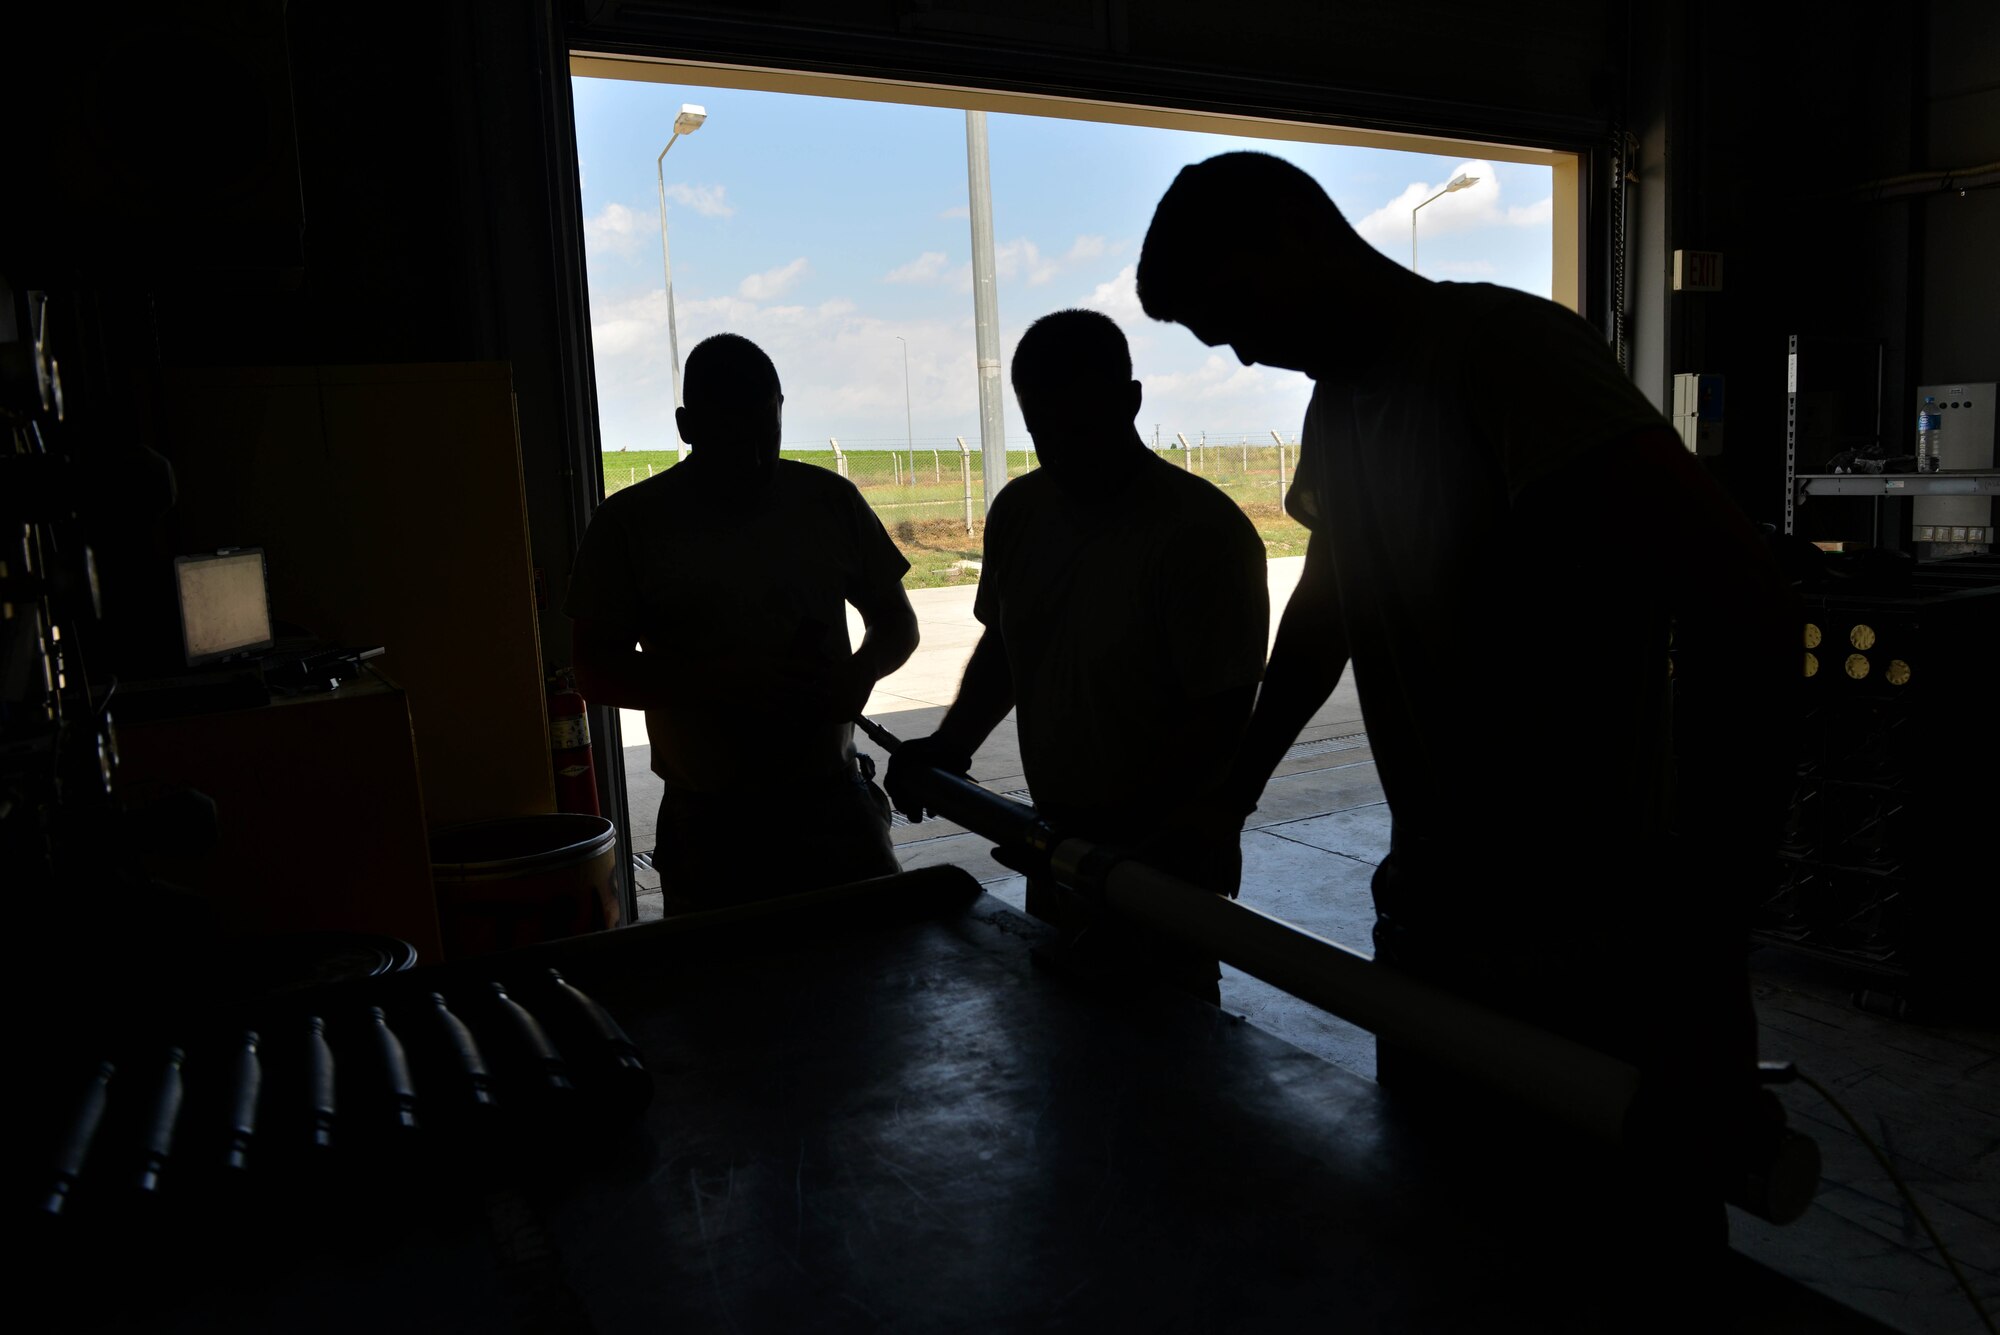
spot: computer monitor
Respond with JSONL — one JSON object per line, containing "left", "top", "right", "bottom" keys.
{"left": 174, "top": 549, "right": 273, "bottom": 665}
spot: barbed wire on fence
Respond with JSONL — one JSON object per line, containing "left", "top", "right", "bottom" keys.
{"left": 596, "top": 434, "right": 1310, "bottom": 586}
{"left": 602, "top": 428, "right": 1300, "bottom": 454}
{"left": 603, "top": 436, "right": 1304, "bottom": 535}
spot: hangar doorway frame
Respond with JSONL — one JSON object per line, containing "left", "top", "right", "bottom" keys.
{"left": 569, "top": 54, "right": 1584, "bottom": 313}
{"left": 550, "top": 45, "right": 1599, "bottom": 912}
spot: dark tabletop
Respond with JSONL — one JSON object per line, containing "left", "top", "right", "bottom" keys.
{"left": 77, "top": 868, "right": 1885, "bottom": 1334}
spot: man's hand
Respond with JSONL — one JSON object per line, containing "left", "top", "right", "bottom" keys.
{"left": 885, "top": 733, "right": 974, "bottom": 823}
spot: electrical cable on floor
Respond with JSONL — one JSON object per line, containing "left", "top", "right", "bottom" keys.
{"left": 1772, "top": 1065, "right": 1996, "bottom": 1333}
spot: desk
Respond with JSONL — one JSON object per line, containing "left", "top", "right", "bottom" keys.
{"left": 103, "top": 872, "right": 1883, "bottom": 1334}
{"left": 113, "top": 667, "right": 442, "bottom": 960}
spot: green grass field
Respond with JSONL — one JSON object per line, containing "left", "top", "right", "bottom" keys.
{"left": 598, "top": 446, "right": 1309, "bottom": 588}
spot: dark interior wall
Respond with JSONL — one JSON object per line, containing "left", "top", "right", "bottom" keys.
{"left": 1627, "top": 0, "right": 1675, "bottom": 421}
{"left": 571, "top": 0, "right": 1628, "bottom": 144}
{"left": 1633, "top": 0, "right": 1997, "bottom": 532}
{"left": 1920, "top": 0, "right": 2000, "bottom": 386}
{"left": 1715, "top": 0, "right": 1918, "bottom": 530}
{"left": 185, "top": 0, "right": 599, "bottom": 669}
{"left": 8, "top": 0, "right": 598, "bottom": 670}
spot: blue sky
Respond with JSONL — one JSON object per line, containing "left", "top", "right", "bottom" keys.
{"left": 574, "top": 76, "right": 1554, "bottom": 452}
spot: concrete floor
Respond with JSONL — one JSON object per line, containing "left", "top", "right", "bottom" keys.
{"left": 614, "top": 556, "right": 1998, "bottom": 1334}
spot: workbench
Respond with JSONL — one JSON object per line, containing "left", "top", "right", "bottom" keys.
{"left": 70, "top": 869, "right": 1887, "bottom": 1334}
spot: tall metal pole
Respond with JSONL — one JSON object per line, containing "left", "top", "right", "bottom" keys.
{"left": 965, "top": 111, "right": 1007, "bottom": 512}
{"left": 896, "top": 335, "right": 914, "bottom": 484}
{"left": 657, "top": 133, "right": 687, "bottom": 458}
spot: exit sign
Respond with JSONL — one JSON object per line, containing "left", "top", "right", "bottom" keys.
{"left": 1674, "top": 250, "right": 1724, "bottom": 291}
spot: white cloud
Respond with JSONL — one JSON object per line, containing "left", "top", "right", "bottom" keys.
{"left": 1350, "top": 160, "right": 1552, "bottom": 258}
{"left": 1079, "top": 263, "right": 1143, "bottom": 326}
{"left": 587, "top": 273, "right": 1317, "bottom": 453}
{"left": 938, "top": 204, "right": 970, "bottom": 220}
{"left": 995, "top": 238, "right": 1058, "bottom": 286}
{"left": 1431, "top": 259, "right": 1498, "bottom": 276}
{"left": 1145, "top": 352, "right": 1270, "bottom": 403}
{"left": 1504, "top": 197, "right": 1553, "bottom": 227}
{"left": 1140, "top": 351, "right": 1315, "bottom": 440}
{"left": 905, "top": 235, "right": 1127, "bottom": 294}
{"left": 884, "top": 251, "right": 950, "bottom": 284}
{"left": 1064, "top": 234, "right": 1109, "bottom": 263}
{"left": 589, "top": 281, "right": 984, "bottom": 450}
{"left": 737, "top": 257, "right": 809, "bottom": 301}
{"left": 584, "top": 186, "right": 740, "bottom": 258}
{"left": 663, "top": 182, "right": 734, "bottom": 218}
{"left": 584, "top": 202, "right": 652, "bottom": 258}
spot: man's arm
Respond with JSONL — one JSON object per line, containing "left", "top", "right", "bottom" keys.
{"left": 1218, "top": 531, "right": 1349, "bottom": 819}
{"left": 575, "top": 571, "right": 917, "bottom": 725}
{"left": 884, "top": 628, "right": 1014, "bottom": 821}
{"left": 571, "top": 618, "right": 678, "bottom": 713}
{"left": 812, "top": 578, "right": 920, "bottom": 721}
{"left": 935, "top": 628, "right": 1015, "bottom": 754}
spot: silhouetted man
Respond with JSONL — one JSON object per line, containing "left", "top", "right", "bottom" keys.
{"left": 1137, "top": 152, "right": 1796, "bottom": 1243}
{"left": 886, "top": 309, "right": 1268, "bottom": 1001}
{"left": 567, "top": 333, "right": 918, "bottom": 908}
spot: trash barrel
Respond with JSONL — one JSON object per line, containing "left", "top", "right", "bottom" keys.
{"left": 430, "top": 814, "right": 621, "bottom": 960}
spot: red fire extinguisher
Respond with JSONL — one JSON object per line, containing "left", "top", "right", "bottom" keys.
{"left": 548, "top": 668, "right": 601, "bottom": 816}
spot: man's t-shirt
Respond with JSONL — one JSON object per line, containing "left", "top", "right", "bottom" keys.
{"left": 564, "top": 457, "right": 909, "bottom": 795}
{"left": 976, "top": 451, "right": 1268, "bottom": 819}
{"left": 1284, "top": 282, "right": 1670, "bottom": 939}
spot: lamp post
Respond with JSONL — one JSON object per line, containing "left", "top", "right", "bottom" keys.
{"left": 1410, "top": 172, "right": 1478, "bottom": 274}
{"left": 966, "top": 110, "right": 1007, "bottom": 511}
{"left": 895, "top": 335, "right": 914, "bottom": 484}
{"left": 655, "top": 103, "right": 708, "bottom": 458}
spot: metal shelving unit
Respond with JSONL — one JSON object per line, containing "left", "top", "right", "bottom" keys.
{"left": 1794, "top": 470, "right": 2000, "bottom": 501}
{"left": 1783, "top": 333, "right": 1997, "bottom": 546}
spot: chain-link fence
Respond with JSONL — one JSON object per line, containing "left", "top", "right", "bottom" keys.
{"left": 599, "top": 435, "right": 1309, "bottom": 587}
{"left": 1156, "top": 437, "right": 1299, "bottom": 519}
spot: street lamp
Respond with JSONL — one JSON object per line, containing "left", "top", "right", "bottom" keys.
{"left": 655, "top": 103, "right": 708, "bottom": 458}
{"left": 894, "top": 335, "right": 914, "bottom": 483}
{"left": 1411, "top": 172, "right": 1478, "bottom": 274}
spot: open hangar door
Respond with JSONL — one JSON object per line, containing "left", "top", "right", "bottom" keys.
{"left": 548, "top": 0, "right": 1614, "bottom": 910}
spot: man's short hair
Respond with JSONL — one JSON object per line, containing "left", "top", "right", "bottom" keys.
{"left": 683, "top": 333, "right": 781, "bottom": 409}
{"left": 1011, "top": 309, "right": 1132, "bottom": 396}
{"left": 1137, "top": 152, "right": 1350, "bottom": 322}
